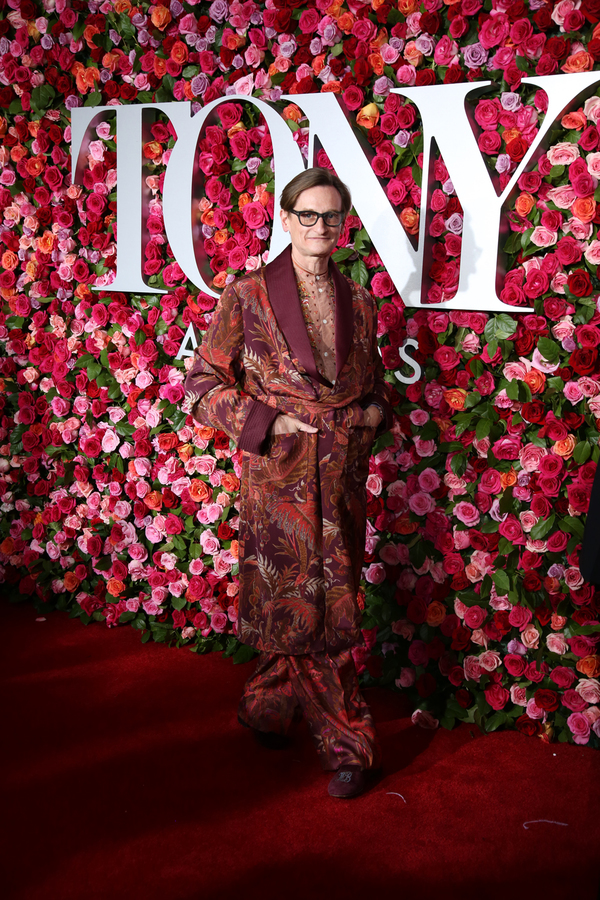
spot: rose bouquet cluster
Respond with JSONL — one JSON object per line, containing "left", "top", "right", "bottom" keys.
{"left": 2, "top": 0, "right": 600, "bottom": 744}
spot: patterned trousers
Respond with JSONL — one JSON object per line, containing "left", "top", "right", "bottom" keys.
{"left": 238, "top": 648, "right": 380, "bottom": 771}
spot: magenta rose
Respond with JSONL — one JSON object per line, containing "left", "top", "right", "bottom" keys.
{"left": 485, "top": 684, "right": 510, "bottom": 710}
{"left": 242, "top": 201, "right": 268, "bottom": 229}
{"left": 371, "top": 272, "right": 396, "bottom": 297}
{"left": 464, "top": 606, "right": 487, "bottom": 629}
{"left": 503, "top": 654, "right": 526, "bottom": 676}
{"left": 492, "top": 437, "right": 521, "bottom": 460}
{"left": 550, "top": 666, "right": 576, "bottom": 688}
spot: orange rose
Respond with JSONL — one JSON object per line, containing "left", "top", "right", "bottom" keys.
{"left": 195, "top": 425, "right": 215, "bottom": 440}
{"left": 221, "top": 473, "right": 240, "bottom": 493}
{"left": 283, "top": 104, "right": 302, "bottom": 123}
{"left": 0, "top": 117, "right": 6, "bottom": 137}
{"left": 83, "top": 24, "right": 101, "bottom": 49}
{"left": 553, "top": 435, "right": 576, "bottom": 459}
{"left": 368, "top": 52, "right": 384, "bottom": 75}
{"left": 36, "top": 231, "right": 54, "bottom": 253}
{"left": 562, "top": 51, "right": 593, "bottom": 73}
{"left": 189, "top": 480, "right": 210, "bottom": 502}
{"left": 0, "top": 536, "right": 14, "bottom": 554}
{"left": 106, "top": 579, "right": 125, "bottom": 598}
{"left": 337, "top": 12, "right": 355, "bottom": 32}
{"left": 11, "top": 144, "right": 27, "bottom": 162}
{"left": 561, "top": 110, "right": 587, "bottom": 130}
{"left": 170, "top": 40, "right": 188, "bottom": 64}
{"left": 150, "top": 5, "right": 171, "bottom": 30}
{"left": 113, "top": 0, "right": 131, "bottom": 11}
{"left": 212, "top": 272, "right": 228, "bottom": 289}
{"left": 426, "top": 600, "right": 447, "bottom": 627}
{"left": 200, "top": 207, "right": 215, "bottom": 227}
{"left": 404, "top": 41, "right": 423, "bottom": 68}
{"left": 356, "top": 103, "right": 380, "bottom": 130}
{"left": 25, "top": 156, "right": 46, "bottom": 178}
{"left": 213, "top": 229, "right": 229, "bottom": 245}
{"left": 321, "top": 81, "right": 342, "bottom": 93}
{"left": 393, "top": 517, "right": 419, "bottom": 535}
{"left": 229, "top": 540, "right": 239, "bottom": 560}
{"left": 400, "top": 207, "right": 420, "bottom": 235}
{"left": 443, "top": 388, "right": 467, "bottom": 410}
{"left": 500, "top": 468, "right": 517, "bottom": 490}
{"left": 177, "top": 443, "right": 194, "bottom": 463}
{"left": 143, "top": 141, "right": 162, "bottom": 160}
{"left": 514, "top": 191, "right": 535, "bottom": 217}
{"left": 523, "top": 369, "right": 546, "bottom": 393}
{"left": 576, "top": 655, "right": 600, "bottom": 677}
{"left": 144, "top": 491, "right": 163, "bottom": 510}
{"left": 238, "top": 192, "right": 252, "bottom": 208}
{"left": 2, "top": 250, "right": 18, "bottom": 270}
{"left": 154, "top": 56, "right": 167, "bottom": 78}
{"left": 189, "top": 479, "right": 211, "bottom": 502}
{"left": 571, "top": 196, "right": 596, "bottom": 223}
{"left": 64, "top": 572, "right": 80, "bottom": 592}
{"left": 312, "top": 53, "right": 326, "bottom": 76}
{"left": 74, "top": 283, "right": 92, "bottom": 301}
{"left": 157, "top": 433, "right": 179, "bottom": 451}
{"left": 398, "top": 0, "right": 420, "bottom": 12}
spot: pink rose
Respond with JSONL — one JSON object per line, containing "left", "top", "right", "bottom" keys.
{"left": 411, "top": 709, "right": 439, "bottom": 730}
{"left": 365, "top": 563, "right": 386, "bottom": 584}
{"left": 463, "top": 656, "right": 483, "bottom": 682}
{"left": 576, "top": 678, "right": 600, "bottom": 704}
{"left": 546, "top": 633, "right": 569, "bottom": 655}
{"left": 567, "top": 711, "right": 591, "bottom": 745}
{"left": 521, "top": 625, "right": 540, "bottom": 649}
{"left": 479, "top": 651, "right": 502, "bottom": 672}
{"left": 454, "top": 502, "right": 480, "bottom": 527}
{"left": 396, "top": 667, "right": 416, "bottom": 688}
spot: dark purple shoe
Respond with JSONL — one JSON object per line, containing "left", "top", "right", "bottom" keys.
{"left": 328, "top": 766, "right": 367, "bottom": 799}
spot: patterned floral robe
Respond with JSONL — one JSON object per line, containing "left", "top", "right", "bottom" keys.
{"left": 183, "top": 246, "right": 391, "bottom": 656}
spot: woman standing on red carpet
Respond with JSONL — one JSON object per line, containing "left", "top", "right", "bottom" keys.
{"left": 183, "top": 168, "right": 391, "bottom": 798}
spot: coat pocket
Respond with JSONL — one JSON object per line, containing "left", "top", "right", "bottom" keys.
{"left": 248, "top": 432, "right": 310, "bottom": 502}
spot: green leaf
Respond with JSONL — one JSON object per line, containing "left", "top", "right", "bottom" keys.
{"left": 484, "top": 313, "right": 517, "bottom": 342}
{"left": 537, "top": 336, "right": 560, "bottom": 364}
{"left": 182, "top": 65, "right": 200, "bottom": 78}
{"left": 485, "top": 711, "right": 507, "bottom": 733}
{"left": 530, "top": 513, "right": 556, "bottom": 541}
{"left": 450, "top": 453, "right": 467, "bottom": 477}
{"left": 84, "top": 92, "right": 103, "bottom": 108}
{"left": 492, "top": 569, "right": 510, "bottom": 594}
{"left": 171, "top": 596, "right": 186, "bottom": 611}
{"left": 351, "top": 259, "right": 368, "bottom": 287}
{"left": 573, "top": 441, "right": 591, "bottom": 465}
{"left": 505, "top": 378, "right": 519, "bottom": 400}
{"left": 31, "top": 84, "right": 56, "bottom": 112}
{"left": 561, "top": 516, "right": 585, "bottom": 538}
{"left": 475, "top": 418, "right": 491, "bottom": 440}
{"left": 232, "top": 644, "right": 258, "bottom": 664}
{"left": 332, "top": 247, "right": 354, "bottom": 262}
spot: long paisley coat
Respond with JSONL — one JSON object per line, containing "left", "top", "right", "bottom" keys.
{"left": 183, "top": 246, "right": 391, "bottom": 656}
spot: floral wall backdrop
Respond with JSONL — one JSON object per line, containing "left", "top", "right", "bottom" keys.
{"left": 2, "top": 0, "right": 600, "bottom": 747}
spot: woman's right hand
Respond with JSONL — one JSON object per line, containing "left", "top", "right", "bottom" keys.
{"left": 271, "top": 414, "right": 319, "bottom": 435}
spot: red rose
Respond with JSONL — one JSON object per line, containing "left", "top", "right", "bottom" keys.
{"left": 570, "top": 348, "right": 598, "bottom": 375}
{"left": 455, "top": 688, "right": 472, "bottom": 709}
{"left": 567, "top": 269, "right": 592, "bottom": 297}
{"left": 515, "top": 715, "right": 542, "bottom": 737}
{"left": 534, "top": 689, "right": 559, "bottom": 711}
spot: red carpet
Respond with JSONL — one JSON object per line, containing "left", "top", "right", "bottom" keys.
{"left": 2, "top": 599, "right": 599, "bottom": 900}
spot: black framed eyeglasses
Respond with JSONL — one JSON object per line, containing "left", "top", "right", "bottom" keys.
{"left": 289, "top": 209, "right": 343, "bottom": 227}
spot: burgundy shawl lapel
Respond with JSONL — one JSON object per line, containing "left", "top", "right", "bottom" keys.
{"left": 264, "top": 245, "right": 354, "bottom": 386}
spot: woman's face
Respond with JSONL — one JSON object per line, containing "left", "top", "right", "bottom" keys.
{"left": 280, "top": 185, "right": 343, "bottom": 264}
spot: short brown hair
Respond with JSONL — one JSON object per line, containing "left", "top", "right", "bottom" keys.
{"left": 280, "top": 167, "right": 352, "bottom": 216}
